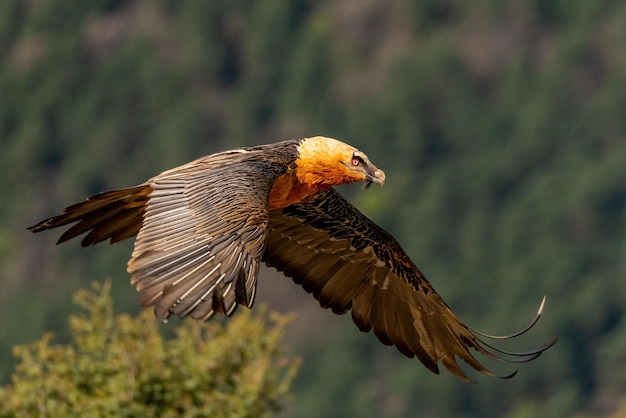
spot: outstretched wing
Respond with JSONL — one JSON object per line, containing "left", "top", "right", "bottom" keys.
{"left": 263, "top": 188, "right": 557, "bottom": 380}
{"left": 129, "top": 158, "right": 285, "bottom": 322}
{"left": 28, "top": 143, "right": 301, "bottom": 322}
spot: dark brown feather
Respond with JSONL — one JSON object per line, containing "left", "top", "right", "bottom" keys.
{"left": 264, "top": 188, "right": 557, "bottom": 380}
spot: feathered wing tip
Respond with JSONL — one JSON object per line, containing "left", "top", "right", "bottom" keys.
{"left": 264, "top": 189, "right": 558, "bottom": 381}
{"left": 464, "top": 296, "right": 558, "bottom": 380}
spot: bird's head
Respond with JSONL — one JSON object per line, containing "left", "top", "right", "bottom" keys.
{"left": 295, "top": 136, "right": 386, "bottom": 189}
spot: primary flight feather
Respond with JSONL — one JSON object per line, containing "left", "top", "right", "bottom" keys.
{"left": 29, "top": 136, "right": 556, "bottom": 380}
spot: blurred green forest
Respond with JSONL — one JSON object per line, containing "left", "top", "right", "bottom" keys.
{"left": 1, "top": 0, "right": 625, "bottom": 417}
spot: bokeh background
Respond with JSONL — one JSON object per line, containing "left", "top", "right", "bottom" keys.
{"left": 2, "top": 1, "right": 626, "bottom": 416}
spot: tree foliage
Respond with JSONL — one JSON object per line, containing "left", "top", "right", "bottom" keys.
{"left": 0, "top": 281, "right": 299, "bottom": 418}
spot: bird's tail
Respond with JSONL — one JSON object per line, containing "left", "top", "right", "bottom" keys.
{"left": 28, "top": 185, "right": 152, "bottom": 247}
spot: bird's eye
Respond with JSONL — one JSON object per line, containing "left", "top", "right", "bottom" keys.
{"left": 351, "top": 158, "right": 360, "bottom": 166}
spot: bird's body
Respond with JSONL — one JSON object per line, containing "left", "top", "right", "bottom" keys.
{"left": 29, "top": 136, "right": 555, "bottom": 380}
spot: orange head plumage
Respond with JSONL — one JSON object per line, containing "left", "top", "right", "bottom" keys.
{"left": 268, "top": 136, "right": 385, "bottom": 210}
{"left": 294, "top": 136, "right": 386, "bottom": 188}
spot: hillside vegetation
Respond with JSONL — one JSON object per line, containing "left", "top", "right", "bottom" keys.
{"left": 1, "top": 0, "right": 625, "bottom": 416}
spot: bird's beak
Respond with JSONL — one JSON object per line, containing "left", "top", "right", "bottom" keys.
{"left": 364, "top": 166, "right": 386, "bottom": 189}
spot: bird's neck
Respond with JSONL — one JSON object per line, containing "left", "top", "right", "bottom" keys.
{"left": 268, "top": 170, "right": 330, "bottom": 210}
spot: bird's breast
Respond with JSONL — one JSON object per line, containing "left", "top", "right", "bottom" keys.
{"left": 269, "top": 172, "right": 324, "bottom": 210}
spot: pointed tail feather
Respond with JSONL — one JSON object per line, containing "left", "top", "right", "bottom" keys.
{"left": 28, "top": 185, "right": 151, "bottom": 246}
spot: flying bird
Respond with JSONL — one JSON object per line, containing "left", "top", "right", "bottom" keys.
{"left": 29, "top": 136, "right": 556, "bottom": 380}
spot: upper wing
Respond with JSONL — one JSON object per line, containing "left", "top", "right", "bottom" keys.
{"left": 27, "top": 145, "right": 295, "bottom": 323}
{"left": 128, "top": 157, "right": 282, "bottom": 322}
{"left": 263, "top": 188, "right": 557, "bottom": 380}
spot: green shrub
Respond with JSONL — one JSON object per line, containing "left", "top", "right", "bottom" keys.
{"left": 0, "top": 280, "right": 299, "bottom": 418}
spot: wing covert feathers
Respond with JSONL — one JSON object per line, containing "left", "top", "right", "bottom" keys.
{"left": 264, "top": 188, "right": 557, "bottom": 380}
{"left": 127, "top": 162, "right": 278, "bottom": 322}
